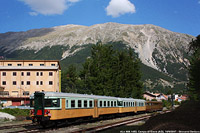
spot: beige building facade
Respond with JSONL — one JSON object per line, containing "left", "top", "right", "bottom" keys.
{"left": 0, "top": 60, "right": 61, "bottom": 106}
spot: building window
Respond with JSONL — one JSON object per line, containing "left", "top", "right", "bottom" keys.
{"left": 2, "top": 72, "right": 6, "bottom": 76}
{"left": 13, "top": 72, "right": 17, "bottom": 76}
{"left": 40, "top": 81, "right": 43, "bottom": 85}
{"left": 29, "top": 64, "right": 33, "bottom": 66}
{"left": 21, "top": 81, "right": 24, "bottom": 85}
{"left": 21, "top": 72, "right": 24, "bottom": 76}
{"left": 8, "top": 64, "right": 12, "bottom": 66}
{"left": 27, "top": 81, "right": 30, "bottom": 85}
{"left": 36, "top": 72, "right": 39, "bottom": 76}
{"left": 13, "top": 81, "right": 17, "bottom": 85}
{"left": 40, "top": 64, "right": 44, "bottom": 66}
{"left": 17, "top": 64, "right": 22, "bottom": 66}
{"left": 51, "top": 64, "right": 55, "bottom": 66}
{"left": 36, "top": 81, "right": 39, "bottom": 85}
{"left": 2, "top": 81, "right": 6, "bottom": 85}
{"left": 23, "top": 91, "right": 29, "bottom": 96}
{"left": 27, "top": 72, "right": 30, "bottom": 76}
{"left": 49, "top": 81, "right": 53, "bottom": 85}
{"left": 40, "top": 72, "right": 43, "bottom": 76}
{"left": 0, "top": 91, "right": 9, "bottom": 96}
{"left": 49, "top": 72, "right": 53, "bottom": 76}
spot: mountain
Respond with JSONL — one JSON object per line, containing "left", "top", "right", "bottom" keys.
{"left": 0, "top": 22, "right": 195, "bottom": 93}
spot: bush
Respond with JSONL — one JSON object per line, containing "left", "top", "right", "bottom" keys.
{"left": 162, "top": 100, "right": 172, "bottom": 109}
{"left": 0, "top": 108, "right": 30, "bottom": 117}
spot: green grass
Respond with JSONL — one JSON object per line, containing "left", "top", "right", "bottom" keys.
{"left": 0, "top": 108, "right": 30, "bottom": 117}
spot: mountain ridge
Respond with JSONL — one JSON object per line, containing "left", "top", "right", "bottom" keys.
{"left": 0, "top": 22, "right": 195, "bottom": 93}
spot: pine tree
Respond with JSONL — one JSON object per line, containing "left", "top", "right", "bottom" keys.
{"left": 61, "top": 64, "right": 78, "bottom": 93}
{"left": 80, "top": 43, "right": 143, "bottom": 99}
{"left": 188, "top": 35, "right": 200, "bottom": 101}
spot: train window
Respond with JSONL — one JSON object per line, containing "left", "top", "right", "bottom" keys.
{"left": 104, "top": 101, "right": 106, "bottom": 107}
{"left": 118, "top": 101, "right": 123, "bottom": 106}
{"left": 108, "top": 101, "right": 110, "bottom": 107}
{"left": 100, "top": 101, "right": 102, "bottom": 107}
{"left": 78, "top": 100, "right": 82, "bottom": 108}
{"left": 123, "top": 102, "right": 125, "bottom": 107}
{"left": 133, "top": 102, "right": 134, "bottom": 106}
{"left": 126, "top": 102, "right": 128, "bottom": 107}
{"left": 111, "top": 101, "right": 113, "bottom": 107}
{"left": 44, "top": 99, "right": 60, "bottom": 107}
{"left": 71, "top": 100, "right": 75, "bottom": 108}
{"left": 66, "top": 100, "right": 68, "bottom": 108}
{"left": 84, "top": 100, "right": 87, "bottom": 108}
{"left": 89, "top": 101, "right": 93, "bottom": 107}
{"left": 114, "top": 101, "right": 116, "bottom": 107}
{"left": 129, "top": 102, "right": 131, "bottom": 107}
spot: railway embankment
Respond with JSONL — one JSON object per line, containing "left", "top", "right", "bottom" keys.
{"left": 141, "top": 100, "right": 200, "bottom": 130}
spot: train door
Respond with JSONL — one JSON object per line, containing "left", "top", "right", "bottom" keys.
{"left": 94, "top": 99, "right": 98, "bottom": 118}
{"left": 34, "top": 92, "right": 45, "bottom": 117}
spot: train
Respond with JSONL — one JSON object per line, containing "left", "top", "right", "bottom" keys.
{"left": 30, "top": 92, "right": 163, "bottom": 126}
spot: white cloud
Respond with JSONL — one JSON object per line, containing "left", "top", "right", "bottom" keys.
{"left": 105, "top": 0, "right": 136, "bottom": 17}
{"left": 67, "top": 0, "right": 80, "bottom": 2}
{"left": 29, "top": 12, "right": 38, "bottom": 16}
{"left": 20, "top": 0, "right": 80, "bottom": 15}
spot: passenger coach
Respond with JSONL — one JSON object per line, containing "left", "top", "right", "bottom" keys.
{"left": 30, "top": 92, "right": 162, "bottom": 126}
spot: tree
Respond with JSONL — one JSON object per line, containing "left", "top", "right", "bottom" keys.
{"left": 80, "top": 43, "right": 143, "bottom": 99}
{"left": 114, "top": 48, "right": 143, "bottom": 98}
{"left": 61, "top": 64, "right": 78, "bottom": 93}
{"left": 188, "top": 35, "right": 200, "bottom": 101}
{"left": 80, "top": 42, "right": 116, "bottom": 96}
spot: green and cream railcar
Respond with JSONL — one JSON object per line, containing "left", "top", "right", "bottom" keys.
{"left": 30, "top": 92, "right": 162, "bottom": 125}
{"left": 118, "top": 98, "right": 146, "bottom": 113}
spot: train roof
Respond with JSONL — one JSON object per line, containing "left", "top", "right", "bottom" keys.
{"left": 30, "top": 92, "right": 145, "bottom": 102}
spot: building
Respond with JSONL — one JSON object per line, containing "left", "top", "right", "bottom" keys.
{"left": 143, "top": 92, "right": 168, "bottom": 101}
{"left": 156, "top": 93, "right": 168, "bottom": 101}
{"left": 143, "top": 92, "right": 156, "bottom": 101}
{"left": 0, "top": 60, "right": 61, "bottom": 106}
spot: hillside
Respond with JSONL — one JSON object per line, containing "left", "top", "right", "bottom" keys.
{"left": 0, "top": 23, "right": 195, "bottom": 93}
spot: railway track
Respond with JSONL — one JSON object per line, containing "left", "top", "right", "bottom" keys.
{"left": 0, "top": 110, "right": 171, "bottom": 133}
{"left": 72, "top": 114, "right": 151, "bottom": 133}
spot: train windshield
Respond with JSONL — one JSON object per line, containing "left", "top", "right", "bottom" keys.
{"left": 30, "top": 98, "right": 60, "bottom": 107}
{"left": 44, "top": 99, "right": 60, "bottom": 107}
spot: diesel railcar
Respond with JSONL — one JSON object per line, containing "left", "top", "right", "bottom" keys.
{"left": 30, "top": 92, "right": 162, "bottom": 126}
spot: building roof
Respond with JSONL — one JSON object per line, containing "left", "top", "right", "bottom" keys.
{"left": 0, "top": 60, "right": 61, "bottom": 70}
{"left": 0, "top": 66, "right": 59, "bottom": 70}
{"left": 0, "top": 60, "right": 60, "bottom": 62}
{"left": 143, "top": 92, "right": 156, "bottom": 97}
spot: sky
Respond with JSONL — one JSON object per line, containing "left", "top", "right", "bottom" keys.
{"left": 0, "top": 0, "right": 200, "bottom": 36}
